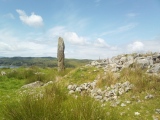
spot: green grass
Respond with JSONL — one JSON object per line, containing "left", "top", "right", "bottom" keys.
{"left": 1, "top": 67, "right": 72, "bottom": 84}
{"left": 0, "top": 66, "right": 160, "bottom": 120}
{"left": 3, "top": 84, "right": 120, "bottom": 120}
{"left": 62, "top": 67, "right": 104, "bottom": 85}
{"left": 0, "top": 67, "right": 72, "bottom": 120}
{"left": 0, "top": 76, "right": 25, "bottom": 119}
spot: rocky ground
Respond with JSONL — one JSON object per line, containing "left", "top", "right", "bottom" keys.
{"left": 87, "top": 52, "right": 160, "bottom": 75}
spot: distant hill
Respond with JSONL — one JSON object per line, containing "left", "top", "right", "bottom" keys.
{"left": 0, "top": 57, "right": 91, "bottom": 68}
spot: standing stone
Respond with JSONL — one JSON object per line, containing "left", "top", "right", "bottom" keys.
{"left": 57, "top": 37, "right": 65, "bottom": 72}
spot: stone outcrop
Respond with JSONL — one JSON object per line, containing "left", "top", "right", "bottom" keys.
{"left": 86, "top": 52, "right": 160, "bottom": 74}
{"left": 67, "top": 80, "right": 133, "bottom": 102}
{"left": 57, "top": 37, "right": 65, "bottom": 72}
{"left": 21, "top": 81, "right": 44, "bottom": 89}
{"left": 21, "top": 81, "right": 54, "bottom": 89}
{"left": 1, "top": 71, "right": 6, "bottom": 76}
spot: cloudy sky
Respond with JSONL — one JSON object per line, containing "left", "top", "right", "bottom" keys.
{"left": 0, "top": 0, "right": 160, "bottom": 59}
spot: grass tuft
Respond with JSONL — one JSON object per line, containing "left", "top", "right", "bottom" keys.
{"left": 3, "top": 84, "right": 120, "bottom": 120}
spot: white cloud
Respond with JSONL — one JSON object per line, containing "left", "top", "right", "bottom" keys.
{"left": 94, "top": 38, "right": 110, "bottom": 48}
{"left": 0, "top": 29, "right": 54, "bottom": 57}
{"left": 3, "top": 13, "right": 15, "bottom": 19}
{"left": 0, "top": 42, "right": 13, "bottom": 51}
{"left": 127, "top": 41, "right": 144, "bottom": 52}
{"left": 101, "top": 23, "right": 137, "bottom": 36}
{"left": 46, "top": 26, "right": 119, "bottom": 59}
{"left": 47, "top": 26, "right": 89, "bottom": 45}
{"left": 64, "top": 32, "right": 88, "bottom": 45}
{"left": 0, "top": 26, "right": 159, "bottom": 59}
{"left": 142, "top": 39, "right": 160, "bottom": 52}
{"left": 16, "top": 9, "right": 43, "bottom": 27}
{"left": 65, "top": 44, "right": 120, "bottom": 59}
{"left": 126, "top": 39, "right": 160, "bottom": 54}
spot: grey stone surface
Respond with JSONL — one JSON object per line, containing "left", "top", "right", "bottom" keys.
{"left": 120, "top": 103, "right": 126, "bottom": 107}
{"left": 1, "top": 71, "right": 6, "bottom": 76}
{"left": 147, "top": 63, "right": 160, "bottom": 73}
{"left": 155, "top": 109, "right": 160, "bottom": 114}
{"left": 145, "top": 94, "right": 154, "bottom": 99}
{"left": 136, "top": 58, "right": 150, "bottom": 69}
{"left": 43, "top": 81, "right": 53, "bottom": 87}
{"left": 57, "top": 37, "right": 65, "bottom": 72}
{"left": 67, "top": 81, "right": 133, "bottom": 102}
{"left": 86, "top": 52, "right": 160, "bottom": 75}
{"left": 21, "top": 81, "right": 44, "bottom": 89}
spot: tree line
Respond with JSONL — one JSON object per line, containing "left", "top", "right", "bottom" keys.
{"left": 0, "top": 57, "right": 90, "bottom": 68}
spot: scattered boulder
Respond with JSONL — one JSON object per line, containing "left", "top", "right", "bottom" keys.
{"left": 90, "top": 61, "right": 100, "bottom": 66}
{"left": 68, "top": 90, "right": 74, "bottom": 94}
{"left": 134, "top": 112, "right": 140, "bottom": 116}
{"left": 120, "top": 103, "right": 126, "bottom": 107}
{"left": 1, "top": 71, "right": 6, "bottom": 76}
{"left": 86, "top": 52, "right": 160, "bottom": 74}
{"left": 136, "top": 58, "right": 150, "bottom": 69}
{"left": 67, "top": 81, "right": 133, "bottom": 102}
{"left": 43, "top": 81, "right": 53, "bottom": 87}
{"left": 152, "top": 115, "right": 159, "bottom": 120}
{"left": 21, "top": 81, "right": 44, "bottom": 89}
{"left": 147, "top": 63, "right": 160, "bottom": 73}
{"left": 145, "top": 94, "right": 154, "bottom": 99}
{"left": 155, "top": 109, "right": 160, "bottom": 114}
{"left": 125, "top": 100, "right": 131, "bottom": 104}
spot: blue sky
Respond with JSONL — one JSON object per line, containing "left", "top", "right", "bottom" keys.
{"left": 0, "top": 0, "right": 160, "bottom": 59}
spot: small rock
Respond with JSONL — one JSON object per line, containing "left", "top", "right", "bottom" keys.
{"left": 72, "top": 84, "right": 77, "bottom": 91}
{"left": 120, "top": 112, "right": 125, "bottom": 116}
{"left": 69, "top": 90, "right": 74, "bottom": 94}
{"left": 43, "top": 81, "right": 53, "bottom": 87}
{"left": 118, "top": 88, "right": 125, "bottom": 95}
{"left": 135, "top": 112, "right": 140, "bottom": 116}
{"left": 112, "top": 95, "right": 118, "bottom": 100}
{"left": 97, "top": 89, "right": 102, "bottom": 95}
{"left": 152, "top": 115, "right": 159, "bottom": 120}
{"left": 67, "top": 85, "right": 73, "bottom": 90}
{"left": 94, "top": 95, "right": 103, "bottom": 100}
{"left": 110, "top": 102, "right": 117, "bottom": 107}
{"left": 145, "top": 94, "right": 154, "bottom": 99}
{"left": 1, "top": 71, "right": 6, "bottom": 76}
{"left": 132, "top": 96, "right": 136, "bottom": 99}
{"left": 121, "top": 103, "right": 126, "bottom": 107}
{"left": 75, "top": 87, "right": 82, "bottom": 92}
{"left": 103, "top": 97, "right": 108, "bottom": 102}
{"left": 116, "top": 100, "right": 121, "bottom": 105}
{"left": 155, "top": 109, "right": 160, "bottom": 114}
{"left": 126, "top": 101, "right": 131, "bottom": 104}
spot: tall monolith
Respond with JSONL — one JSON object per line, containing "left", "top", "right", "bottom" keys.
{"left": 57, "top": 37, "right": 65, "bottom": 72}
